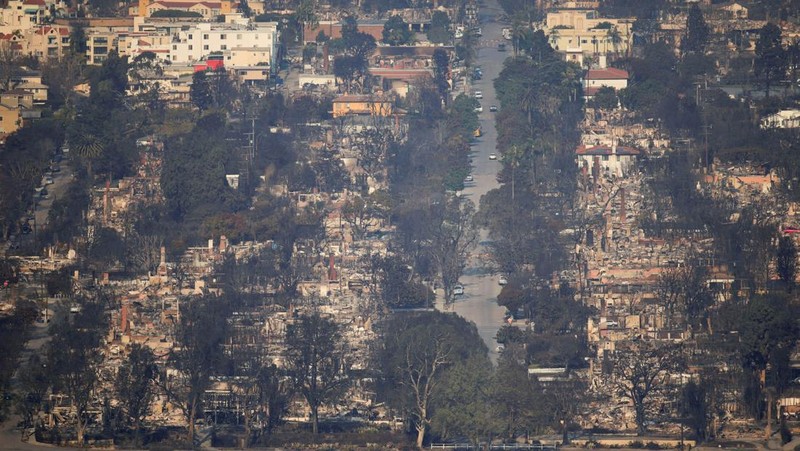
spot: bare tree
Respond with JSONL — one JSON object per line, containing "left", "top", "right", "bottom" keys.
{"left": 402, "top": 331, "right": 451, "bottom": 448}
{"left": 125, "top": 233, "right": 163, "bottom": 275}
{"left": 610, "top": 340, "right": 686, "bottom": 435}
{"left": 115, "top": 344, "right": 158, "bottom": 446}
{"left": 657, "top": 253, "right": 713, "bottom": 329}
{"left": 340, "top": 195, "right": 369, "bottom": 240}
{"left": 431, "top": 197, "right": 478, "bottom": 303}
{"left": 0, "top": 42, "right": 21, "bottom": 92}
{"left": 164, "top": 297, "right": 228, "bottom": 444}
{"left": 284, "top": 312, "right": 348, "bottom": 434}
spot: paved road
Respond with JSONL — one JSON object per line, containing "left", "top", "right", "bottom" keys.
{"left": 438, "top": 0, "right": 510, "bottom": 363}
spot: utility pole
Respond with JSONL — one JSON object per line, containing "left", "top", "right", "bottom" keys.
{"left": 701, "top": 124, "right": 712, "bottom": 172}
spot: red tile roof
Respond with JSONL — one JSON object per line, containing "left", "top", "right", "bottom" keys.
{"left": 23, "top": 0, "right": 46, "bottom": 6}
{"left": 586, "top": 67, "right": 629, "bottom": 80}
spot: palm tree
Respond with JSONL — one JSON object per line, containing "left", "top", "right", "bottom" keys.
{"left": 295, "top": 0, "right": 318, "bottom": 43}
{"left": 607, "top": 26, "right": 622, "bottom": 56}
{"left": 73, "top": 131, "right": 104, "bottom": 179}
{"left": 549, "top": 28, "right": 560, "bottom": 50}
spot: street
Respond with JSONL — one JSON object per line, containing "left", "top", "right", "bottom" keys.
{"left": 437, "top": 0, "right": 510, "bottom": 363}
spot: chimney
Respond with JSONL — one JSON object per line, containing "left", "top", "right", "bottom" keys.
{"left": 208, "top": 238, "right": 214, "bottom": 252}
{"left": 219, "top": 235, "right": 228, "bottom": 253}
{"left": 328, "top": 254, "right": 338, "bottom": 282}
{"left": 121, "top": 303, "right": 129, "bottom": 334}
{"left": 103, "top": 179, "right": 111, "bottom": 225}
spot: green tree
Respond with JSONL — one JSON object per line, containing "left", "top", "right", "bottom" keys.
{"left": 382, "top": 15, "right": 413, "bottom": 46}
{"left": 431, "top": 355, "right": 499, "bottom": 445}
{"left": 378, "top": 312, "right": 487, "bottom": 448}
{"left": 427, "top": 11, "right": 451, "bottom": 44}
{"left": 590, "top": 86, "right": 619, "bottom": 110}
{"left": 681, "top": 4, "right": 709, "bottom": 55}
{"left": 492, "top": 354, "right": 545, "bottom": 439}
{"left": 755, "top": 22, "right": 787, "bottom": 98}
{"left": 284, "top": 312, "right": 348, "bottom": 434}
{"left": 432, "top": 48, "right": 450, "bottom": 98}
{"left": 190, "top": 70, "right": 213, "bottom": 111}
{"left": 295, "top": 0, "right": 318, "bottom": 39}
{"left": 777, "top": 235, "right": 797, "bottom": 289}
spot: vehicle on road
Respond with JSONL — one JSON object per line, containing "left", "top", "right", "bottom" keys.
{"left": 498, "top": 276, "right": 508, "bottom": 286}
{"left": 474, "top": 127, "right": 482, "bottom": 138}
{"left": 489, "top": 153, "right": 497, "bottom": 160}
{"left": 465, "top": 175, "right": 474, "bottom": 182}
{"left": 498, "top": 43, "right": 506, "bottom": 52}
{"left": 453, "top": 285, "right": 464, "bottom": 296}
{"left": 474, "top": 90, "right": 483, "bottom": 99}
{"left": 44, "top": 176, "right": 53, "bottom": 185}
{"left": 489, "top": 105, "right": 498, "bottom": 112}
{"left": 475, "top": 105, "right": 483, "bottom": 113}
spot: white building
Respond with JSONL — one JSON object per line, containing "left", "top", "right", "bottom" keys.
{"left": 760, "top": 109, "right": 800, "bottom": 129}
{"left": 169, "top": 20, "right": 278, "bottom": 69}
{"left": 583, "top": 67, "right": 628, "bottom": 100}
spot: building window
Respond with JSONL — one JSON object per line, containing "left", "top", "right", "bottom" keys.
{"left": 188, "top": 45, "right": 193, "bottom": 50}
{"left": 236, "top": 34, "right": 242, "bottom": 39}
{"left": 203, "top": 34, "right": 209, "bottom": 39}
{"left": 172, "top": 44, "right": 177, "bottom": 50}
{"left": 221, "top": 45, "right": 226, "bottom": 50}
{"left": 203, "top": 45, "right": 209, "bottom": 50}
{"left": 189, "top": 34, "right": 193, "bottom": 39}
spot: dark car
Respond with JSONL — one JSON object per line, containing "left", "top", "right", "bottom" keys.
{"left": 50, "top": 165, "right": 61, "bottom": 173}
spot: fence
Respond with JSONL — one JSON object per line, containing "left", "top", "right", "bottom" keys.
{"left": 429, "top": 444, "right": 557, "bottom": 450}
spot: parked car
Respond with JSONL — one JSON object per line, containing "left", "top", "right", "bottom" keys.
{"left": 50, "top": 165, "right": 61, "bottom": 173}
{"left": 453, "top": 285, "right": 464, "bottom": 296}
{"left": 474, "top": 105, "right": 483, "bottom": 113}
{"left": 498, "top": 276, "right": 508, "bottom": 286}
{"left": 465, "top": 175, "right": 474, "bottom": 182}
{"left": 44, "top": 177, "right": 53, "bottom": 185}
{"left": 474, "top": 90, "right": 483, "bottom": 99}
{"left": 489, "top": 105, "right": 498, "bottom": 112}
{"left": 489, "top": 153, "right": 497, "bottom": 160}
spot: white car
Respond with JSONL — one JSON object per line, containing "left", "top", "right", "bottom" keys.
{"left": 453, "top": 285, "right": 464, "bottom": 296}
{"left": 474, "top": 90, "right": 483, "bottom": 99}
{"left": 475, "top": 105, "right": 483, "bottom": 113}
{"left": 498, "top": 276, "right": 508, "bottom": 286}
{"left": 489, "top": 153, "right": 497, "bottom": 160}
{"left": 465, "top": 175, "right": 474, "bottom": 182}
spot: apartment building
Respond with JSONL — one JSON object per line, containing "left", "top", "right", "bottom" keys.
{"left": 544, "top": 9, "right": 633, "bottom": 58}
{"left": 170, "top": 21, "right": 278, "bottom": 68}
